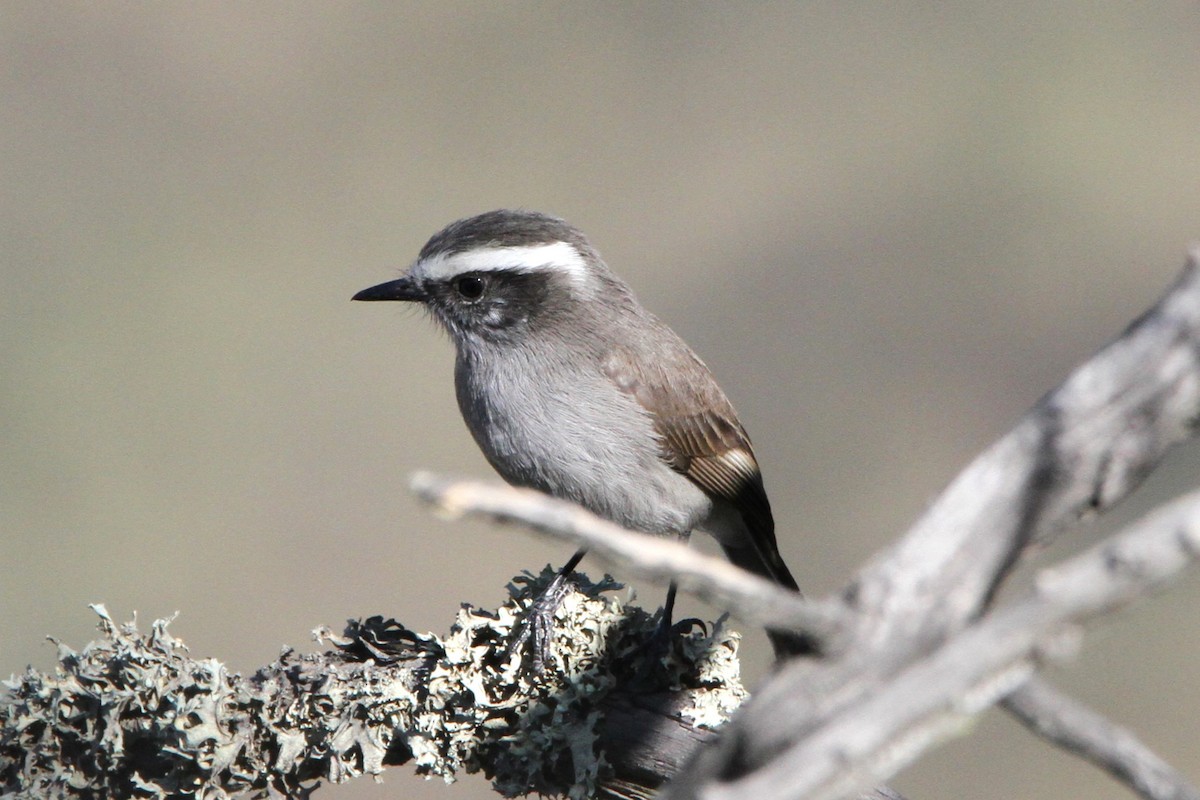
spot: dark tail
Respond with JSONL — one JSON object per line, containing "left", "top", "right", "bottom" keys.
{"left": 720, "top": 540, "right": 818, "bottom": 658}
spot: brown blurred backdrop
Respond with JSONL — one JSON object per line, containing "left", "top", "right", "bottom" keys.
{"left": 4, "top": 4, "right": 1200, "bottom": 799}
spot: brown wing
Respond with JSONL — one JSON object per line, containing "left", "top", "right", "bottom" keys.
{"left": 602, "top": 339, "right": 798, "bottom": 591}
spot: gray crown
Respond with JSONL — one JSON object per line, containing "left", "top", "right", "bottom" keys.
{"left": 418, "top": 209, "right": 594, "bottom": 262}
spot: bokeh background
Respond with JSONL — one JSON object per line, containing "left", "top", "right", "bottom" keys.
{"left": 4, "top": 4, "right": 1200, "bottom": 799}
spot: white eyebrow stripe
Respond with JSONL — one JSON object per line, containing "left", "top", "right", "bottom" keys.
{"left": 413, "top": 241, "right": 589, "bottom": 285}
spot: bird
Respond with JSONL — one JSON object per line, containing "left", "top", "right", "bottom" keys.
{"left": 354, "top": 209, "right": 806, "bottom": 662}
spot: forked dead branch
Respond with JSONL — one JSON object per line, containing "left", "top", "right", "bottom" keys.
{"left": 4, "top": 252, "right": 1200, "bottom": 800}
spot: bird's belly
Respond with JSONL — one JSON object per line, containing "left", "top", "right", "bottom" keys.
{"left": 457, "top": 364, "right": 710, "bottom": 535}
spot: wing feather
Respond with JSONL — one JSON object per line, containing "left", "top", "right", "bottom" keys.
{"left": 601, "top": 338, "right": 797, "bottom": 590}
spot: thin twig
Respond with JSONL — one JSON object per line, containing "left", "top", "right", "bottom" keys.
{"left": 1003, "top": 677, "right": 1200, "bottom": 800}
{"left": 409, "top": 471, "right": 850, "bottom": 649}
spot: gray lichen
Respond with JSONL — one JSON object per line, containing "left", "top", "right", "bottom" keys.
{"left": 2, "top": 570, "right": 747, "bottom": 799}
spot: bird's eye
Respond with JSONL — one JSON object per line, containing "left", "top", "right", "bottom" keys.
{"left": 454, "top": 274, "right": 486, "bottom": 300}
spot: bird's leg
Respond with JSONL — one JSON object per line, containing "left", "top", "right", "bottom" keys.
{"left": 646, "top": 582, "right": 684, "bottom": 654}
{"left": 659, "top": 582, "right": 678, "bottom": 635}
{"left": 508, "top": 549, "right": 586, "bottom": 673}
{"left": 627, "top": 581, "right": 694, "bottom": 687}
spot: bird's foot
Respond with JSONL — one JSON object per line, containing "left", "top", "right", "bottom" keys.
{"left": 506, "top": 572, "right": 575, "bottom": 674}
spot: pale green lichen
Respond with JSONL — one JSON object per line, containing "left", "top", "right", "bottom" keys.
{"left": 1, "top": 605, "right": 434, "bottom": 798}
{"left": 405, "top": 568, "right": 748, "bottom": 798}
{"left": 408, "top": 570, "right": 633, "bottom": 797}
{"left": 2, "top": 572, "right": 749, "bottom": 799}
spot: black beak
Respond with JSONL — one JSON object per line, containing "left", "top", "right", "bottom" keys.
{"left": 352, "top": 276, "right": 426, "bottom": 302}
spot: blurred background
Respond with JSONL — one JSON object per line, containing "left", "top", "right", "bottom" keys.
{"left": 4, "top": 4, "right": 1200, "bottom": 799}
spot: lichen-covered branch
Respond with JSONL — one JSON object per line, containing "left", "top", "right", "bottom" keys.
{"left": 1003, "top": 678, "right": 1200, "bottom": 800}
{"left": 3, "top": 606, "right": 433, "bottom": 799}
{"left": 1, "top": 572, "right": 747, "bottom": 800}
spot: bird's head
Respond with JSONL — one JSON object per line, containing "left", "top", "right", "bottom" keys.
{"left": 354, "top": 209, "right": 619, "bottom": 345}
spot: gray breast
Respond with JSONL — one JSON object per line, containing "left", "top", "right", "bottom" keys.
{"left": 453, "top": 346, "right": 711, "bottom": 536}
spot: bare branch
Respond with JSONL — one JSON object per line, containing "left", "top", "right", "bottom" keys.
{"left": 668, "top": 256, "right": 1200, "bottom": 797}
{"left": 667, "top": 489, "right": 1200, "bottom": 800}
{"left": 851, "top": 254, "right": 1200, "bottom": 652}
{"left": 410, "top": 471, "right": 850, "bottom": 649}
{"left": 1003, "top": 677, "right": 1200, "bottom": 800}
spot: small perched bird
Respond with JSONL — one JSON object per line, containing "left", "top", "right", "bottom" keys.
{"left": 355, "top": 210, "right": 804, "bottom": 660}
